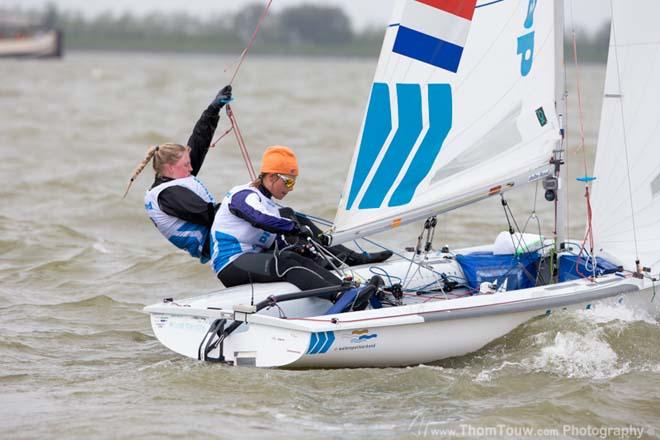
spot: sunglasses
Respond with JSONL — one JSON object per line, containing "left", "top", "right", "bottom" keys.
{"left": 277, "top": 174, "right": 296, "bottom": 189}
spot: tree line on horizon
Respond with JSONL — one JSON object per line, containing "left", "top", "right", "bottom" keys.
{"left": 10, "top": 3, "right": 610, "bottom": 61}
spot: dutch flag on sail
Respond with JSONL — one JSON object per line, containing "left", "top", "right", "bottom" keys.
{"left": 393, "top": 0, "right": 478, "bottom": 73}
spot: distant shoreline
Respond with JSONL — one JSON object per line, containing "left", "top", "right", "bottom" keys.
{"left": 61, "top": 37, "right": 384, "bottom": 58}
{"left": 58, "top": 47, "right": 606, "bottom": 65}
{"left": 6, "top": 4, "right": 610, "bottom": 63}
{"left": 64, "top": 45, "right": 380, "bottom": 59}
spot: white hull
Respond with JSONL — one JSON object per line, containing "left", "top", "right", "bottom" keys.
{"left": 0, "top": 30, "right": 62, "bottom": 58}
{"left": 144, "top": 250, "right": 659, "bottom": 368}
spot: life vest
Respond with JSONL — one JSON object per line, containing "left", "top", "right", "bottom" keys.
{"left": 210, "top": 184, "right": 283, "bottom": 274}
{"left": 144, "top": 176, "right": 215, "bottom": 263}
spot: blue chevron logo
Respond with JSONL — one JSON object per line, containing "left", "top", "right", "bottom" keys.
{"left": 347, "top": 82, "right": 453, "bottom": 210}
{"left": 306, "top": 331, "right": 335, "bottom": 355}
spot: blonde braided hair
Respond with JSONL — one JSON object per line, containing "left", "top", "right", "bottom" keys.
{"left": 122, "top": 143, "right": 188, "bottom": 198}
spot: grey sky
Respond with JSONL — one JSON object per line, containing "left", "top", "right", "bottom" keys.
{"left": 11, "top": 0, "right": 610, "bottom": 33}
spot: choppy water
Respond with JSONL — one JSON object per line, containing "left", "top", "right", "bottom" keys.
{"left": 1, "top": 52, "right": 659, "bottom": 439}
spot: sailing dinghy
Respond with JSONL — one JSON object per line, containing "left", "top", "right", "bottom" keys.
{"left": 144, "top": 0, "right": 660, "bottom": 368}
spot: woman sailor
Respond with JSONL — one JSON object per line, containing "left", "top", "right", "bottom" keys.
{"left": 124, "top": 86, "right": 390, "bottom": 268}
{"left": 211, "top": 146, "right": 342, "bottom": 292}
{"left": 124, "top": 85, "right": 233, "bottom": 263}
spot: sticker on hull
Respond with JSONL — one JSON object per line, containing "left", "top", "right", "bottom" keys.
{"left": 306, "top": 331, "right": 335, "bottom": 355}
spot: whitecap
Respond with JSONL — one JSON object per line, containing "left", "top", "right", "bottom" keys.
{"left": 93, "top": 240, "right": 110, "bottom": 254}
{"left": 475, "top": 361, "right": 523, "bottom": 383}
{"left": 575, "top": 303, "right": 658, "bottom": 326}
{"left": 528, "top": 330, "right": 630, "bottom": 379}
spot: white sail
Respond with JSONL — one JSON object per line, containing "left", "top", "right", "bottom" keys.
{"left": 592, "top": 0, "right": 660, "bottom": 274}
{"left": 331, "top": 0, "right": 561, "bottom": 244}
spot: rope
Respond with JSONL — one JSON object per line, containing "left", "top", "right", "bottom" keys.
{"left": 226, "top": 105, "right": 257, "bottom": 181}
{"left": 210, "top": 126, "right": 233, "bottom": 149}
{"left": 306, "top": 239, "right": 353, "bottom": 280}
{"left": 293, "top": 212, "right": 454, "bottom": 285}
{"left": 210, "top": 0, "right": 272, "bottom": 180}
{"left": 570, "top": 5, "right": 599, "bottom": 279}
{"left": 209, "top": 105, "right": 256, "bottom": 180}
{"left": 228, "top": 0, "right": 273, "bottom": 86}
{"left": 272, "top": 241, "right": 327, "bottom": 281}
{"left": 575, "top": 185, "right": 596, "bottom": 279}
{"left": 571, "top": 29, "right": 588, "bottom": 175}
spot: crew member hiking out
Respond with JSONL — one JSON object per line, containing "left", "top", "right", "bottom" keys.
{"left": 124, "top": 85, "right": 233, "bottom": 263}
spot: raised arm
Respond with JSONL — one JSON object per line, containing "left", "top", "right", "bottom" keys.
{"left": 188, "top": 85, "right": 233, "bottom": 176}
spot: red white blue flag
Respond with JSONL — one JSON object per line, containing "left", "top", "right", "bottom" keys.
{"left": 393, "top": 0, "right": 478, "bottom": 73}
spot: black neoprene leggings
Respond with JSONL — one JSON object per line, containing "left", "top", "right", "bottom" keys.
{"left": 218, "top": 251, "right": 342, "bottom": 294}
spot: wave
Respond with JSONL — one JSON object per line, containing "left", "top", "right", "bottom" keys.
{"left": 54, "top": 294, "right": 143, "bottom": 309}
{"left": 0, "top": 239, "right": 21, "bottom": 254}
{"left": 0, "top": 295, "right": 144, "bottom": 315}
{"left": 528, "top": 330, "right": 628, "bottom": 379}
{"left": 0, "top": 373, "right": 31, "bottom": 383}
{"left": 0, "top": 339, "right": 41, "bottom": 354}
{"left": 467, "top": 306, "right": 660, "bottom": 382}
{"left": 574, "top": 302, "right": 658, "bottom": 326}
{"left": 53, "top": 329, "right": 153, "bottom": 343}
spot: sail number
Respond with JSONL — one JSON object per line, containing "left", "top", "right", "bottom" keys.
{"left": 516, "top": 0, "right": 537, "bottom": 76}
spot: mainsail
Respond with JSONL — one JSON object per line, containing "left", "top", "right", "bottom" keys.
{"left": 592, "top": 0, "right": 660, "bottom": 274}
{"left": 331, "top": 0, "right": 561, "bottom": 244}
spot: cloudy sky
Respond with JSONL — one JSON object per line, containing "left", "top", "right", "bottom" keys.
{"left": 12, "top": 0, "right": 610, "bottom": 33}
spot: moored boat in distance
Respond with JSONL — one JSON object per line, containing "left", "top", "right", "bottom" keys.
{"left": 0, "top": 12, "right": 62, "bottom": 58}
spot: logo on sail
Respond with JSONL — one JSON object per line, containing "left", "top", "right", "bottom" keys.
{"left": 392, "top": 0, "right": 478, "bottom": 72}
{"left": 346, "top": 83, "right": 453, "bottom": 210}
{"left": 517, "top": 0, "right": 538, "bottom": 76}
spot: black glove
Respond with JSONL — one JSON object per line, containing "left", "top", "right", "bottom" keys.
{"left": 297, "top": 225, "right": 314, "bottom": 240}
{"left": 213, "top": 85, "right": 232, "bottom": 106}
{"left": 317, "top": 233, "right": 332, "bottom": 247}
{"left": 282, "top": 223, "right": 305, "bottom": 244}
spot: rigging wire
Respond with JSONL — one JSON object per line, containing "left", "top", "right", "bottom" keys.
{"left": 210, "top": 0, "right": 273, "bottom": 180}
{"left": 299, "top": 211, "right": 455, "bottom": 285}
{"left": 209, "top": 105, "right": 256, "bottom": 180}
{"left": 570, "top": 29, "right": 588, "bottom": 173}
{"left": 607, "top": 0, "right": 641, "bottom": 272}
{"left": 226, "top": 105, "right": 257, "bottom": 181}
{"left": 227, "top": 0, "right": 273, "bottom": 86}
{"left": 569, "top": 1, "right": 598, "bottom": 277}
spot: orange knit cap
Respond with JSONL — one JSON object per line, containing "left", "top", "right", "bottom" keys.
{"left": 260, "top": 145, "right": 299, "bottom": 176}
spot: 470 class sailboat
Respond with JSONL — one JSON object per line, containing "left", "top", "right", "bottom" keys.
{"left": 144, "top": 0, "right": 660, "bottom": 368}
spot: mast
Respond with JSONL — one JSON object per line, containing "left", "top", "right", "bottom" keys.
{"left": 553, "top": 0, "right": 568, "bottom": 252}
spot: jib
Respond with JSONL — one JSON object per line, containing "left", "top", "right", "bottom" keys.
{"left": 516, "top": 0, "right": 537, "bottom": 76}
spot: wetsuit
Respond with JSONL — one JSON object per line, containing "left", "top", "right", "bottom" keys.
{"left": 211, "top": 183, "right": 341, "bottom": 291}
